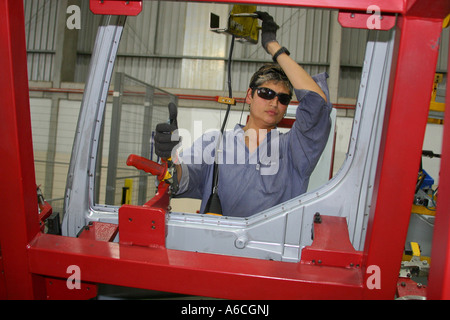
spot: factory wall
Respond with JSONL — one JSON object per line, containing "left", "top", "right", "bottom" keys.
{"left": 27, "top": 0, "right": 450, "bottom": 96}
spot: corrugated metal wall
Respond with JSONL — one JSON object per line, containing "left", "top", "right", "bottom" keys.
{"left": 24, "top": 0, "right": 60, "bottom": 81}
{"left": 25, "top": 0, "right": 449, "bottom": 98}
{"left": 75, "top": 0, "right": 188, "bottom": 87}
{"left": 75, "top": 2, "right": 337, "bottom": 93}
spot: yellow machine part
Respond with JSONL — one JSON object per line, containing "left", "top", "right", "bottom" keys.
{"left": 428, "top": 73, "right": 445, "bottom": 124}
{"left": 123, "top": 178, "right": 133, "bottom": 205}
{"left": 228, "top": 5, "right": 259, "bottom": 44}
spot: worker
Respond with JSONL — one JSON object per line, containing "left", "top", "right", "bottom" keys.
{"left": 155, "top": 11, "right": 332, "bottom": 217}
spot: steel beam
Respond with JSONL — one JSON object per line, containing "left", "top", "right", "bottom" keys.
{"left": 103, "top": 0, "right": 405, "bottom": 14}
{"left": 361, "top": 16, "right": 444, "bottom": 299}
{"left": 28, "top": 232, "right": 363, "bottom": 300}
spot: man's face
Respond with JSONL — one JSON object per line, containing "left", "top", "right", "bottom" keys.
{"left": 245, "top": 81, "right": 290, "bottom": 129}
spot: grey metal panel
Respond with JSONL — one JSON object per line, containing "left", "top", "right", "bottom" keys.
{"left": 27, "top": 52, "right": 54, "bottom": 81}
{"left": 339, "top": 67, "right": 363, "bottom": 99}
{"left": 436, "top": 26, "right": 448, "bottom": 73}
{"left": 62, "top": 15, "right": 127, "bottom": 237}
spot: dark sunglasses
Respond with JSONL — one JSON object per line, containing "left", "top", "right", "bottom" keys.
{"left": 253, "top": 87, "right": 292, "bottom": 106}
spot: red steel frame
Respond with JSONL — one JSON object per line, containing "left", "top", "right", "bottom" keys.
{"left": 1, "top": 0, "right": 449, "bottom": 300}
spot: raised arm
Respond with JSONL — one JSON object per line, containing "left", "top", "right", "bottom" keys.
{"left": 256, "top": 11, "right": 327, "bottom": 102}
{"left": 267, "top": 42, "right": 327, "bottom": 102}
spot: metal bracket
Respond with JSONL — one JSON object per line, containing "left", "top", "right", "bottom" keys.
{"left": 396, "top": 278, "right": 427, "bottom": 300}
{"left": 90, "top": 0, "right": 143, "bottom": 16}
{"left": 118, "top": 182, "right": 170, "bottom": 247}
{"left": 45, "top": 277, "right": 98, "bottom": 300}
{"left": 338, "top": 10, "right": 396, "bottom": 30}
{"left": 301, "top": 215, "right": 363, "bottom": 268}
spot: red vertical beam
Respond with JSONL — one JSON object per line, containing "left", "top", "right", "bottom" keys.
{"left": 427, "top": 29, "right": 450, "bottom": 300}
{"left": 362, "top": 16, "right": 443, "bottom": 299}
{"left": 0, "top": 0, "right": 45, "bottom": 299}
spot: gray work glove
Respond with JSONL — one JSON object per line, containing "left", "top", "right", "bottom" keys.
{"left": 155, "top": 102, "right": 179, "bottom": 159}
{"left": 255, "top": 11, "right": 279, "bottom": 52}
{"left": 154, "top": 123, "right": 179, "bottom": 159}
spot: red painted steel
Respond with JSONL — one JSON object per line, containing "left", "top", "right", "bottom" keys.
{"left": 0, "top": 0, "right": 46, "bottom": 299}
{"left": 361, "top": 16, "right": 445, "bottom": 299}
{"left": 28, "top": 232, "right": 364, "bottom": 300}
{"left": 301, "top": 215, "right": 363, "bottom": 269}
{"left": 90, "top": 0, "right": 142, "bottom": 16}
{"left": 45, "top": 277, "right": 98, "bottom": 300}
{"left": 38, "top": 200, "right": 53, "bottom": 233}
{"left": 119, "top": 204, "right": 167, "bottom": 248}
{"left": 338, "top": 11, "right": 396, "bottom": 30}
{"left": 396, "top": 278, "right": 427, "bottom": 299}
{"left": 1, "top": 0, "right": 450, "bottom": 300}
{"left": 127, "top": 154, "right": 167, "bottom": 181}
{"left": 427, "top": 30, "right": 450, "bottom": 300}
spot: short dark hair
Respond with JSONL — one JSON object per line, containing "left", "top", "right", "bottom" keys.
{"left": 249, "top": 63, "right": 293, "bottom": 97}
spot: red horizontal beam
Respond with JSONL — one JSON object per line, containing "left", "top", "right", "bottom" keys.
{"left": 28, "top": 233, "right": 364, "bottom": 300}
{"left": 100, "top": 0, "right": 405, "bottom": 14}
{"left": 99, "top": 0, "right": 450, "bottom": 20}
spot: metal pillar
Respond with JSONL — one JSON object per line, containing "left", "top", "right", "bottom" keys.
{"left": 362, "top": 16, "right": 445, "bottom": 299}
{"left": 427, "top": 29, "right": 450, "bottom": 300}
{"left": 62, "top": 15, "right": 126, "bottom": 237}
{"left": 105, "top": 73, "right": 125, "bottom": 205}
{"left": 0, "top": 0, "right": 46, "bottom": 299}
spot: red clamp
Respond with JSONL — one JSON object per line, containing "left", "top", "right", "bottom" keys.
{"left": 126, "top": 154, "right": 167, "bottom": 181}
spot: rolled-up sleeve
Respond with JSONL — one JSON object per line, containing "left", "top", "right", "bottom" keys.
{"left": 288, "top": 72, "right": 332, "bottom": 179}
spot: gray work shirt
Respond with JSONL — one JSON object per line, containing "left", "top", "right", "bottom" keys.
{"left": 175, "top": 72, "right": 332, "bottom": 217}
